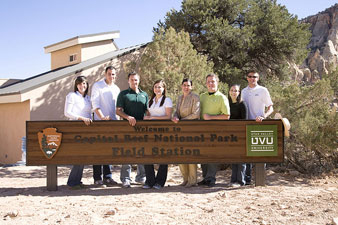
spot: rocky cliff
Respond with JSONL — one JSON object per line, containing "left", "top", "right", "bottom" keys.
{"left": 291, "top": 4, "right": 338, "bottom": 82}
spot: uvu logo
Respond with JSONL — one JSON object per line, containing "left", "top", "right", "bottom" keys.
{"left": 246, "top": 125, "right": 278, "bottom": 156}
{"left": 250, "top": 131, "right": 274, "bottom": 152}
{"left": 251, "top": 136, "right": 273, "bottom": 145}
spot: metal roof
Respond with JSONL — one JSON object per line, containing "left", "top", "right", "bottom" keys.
{"left": 0, "top": 43, "right": 147, "bottom": 97}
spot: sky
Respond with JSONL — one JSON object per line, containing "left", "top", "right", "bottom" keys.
{"left": 0, "top": 0, "right": 336, "bottom": 80}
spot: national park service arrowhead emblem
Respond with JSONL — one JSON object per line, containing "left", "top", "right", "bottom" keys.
{"left": 37, "top": 128, "right": 62, "bottom": 159}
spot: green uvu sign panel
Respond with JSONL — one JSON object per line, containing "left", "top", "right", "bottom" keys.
{"left": 246, "top": 125, "right": 278, "bottom": 156}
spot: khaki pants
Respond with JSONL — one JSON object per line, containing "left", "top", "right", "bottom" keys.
{"left": 179, "top": 164, "right": 197, "bottom": 186}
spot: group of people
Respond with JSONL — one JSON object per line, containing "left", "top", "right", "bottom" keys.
{"left": 64, "top": 66, "right": 273, "bottom": 190}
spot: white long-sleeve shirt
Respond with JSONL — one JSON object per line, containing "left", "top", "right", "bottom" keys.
{"left": 91, "top": 79, "right": 120, "bottom": 120}
{"left": 64, "top": 91, "right": 92, "bottom": 120}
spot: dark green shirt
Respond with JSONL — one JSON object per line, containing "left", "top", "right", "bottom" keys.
{"left": 116, "top": 88, "right": 148, "bottom": 120}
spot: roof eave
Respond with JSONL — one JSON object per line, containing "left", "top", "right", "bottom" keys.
{"left": 0, "top": 43, "right": 148, "bottom": 99}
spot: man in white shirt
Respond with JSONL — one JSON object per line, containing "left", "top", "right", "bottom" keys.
{"left": 241, "top": 70, "right": 273, "bottom": 184}
{"left": 91, "top": 66, "right": 120, "bottom": 186}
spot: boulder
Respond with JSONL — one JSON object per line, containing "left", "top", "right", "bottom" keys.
{"left": 299, "top": 4, "right": 338, "bottom": 82}
{"left": 322, "top": 40, "right": 338, "bottom": 69}
{"left": 289, "top": 62, "right": 304, "bottom": 81}
{"left": 302, "top": 68, "right": 312, "bottom": 82}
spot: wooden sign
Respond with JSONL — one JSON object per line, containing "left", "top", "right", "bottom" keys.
{"left": 26, "top": 120, "right": 284, "bottom": 166}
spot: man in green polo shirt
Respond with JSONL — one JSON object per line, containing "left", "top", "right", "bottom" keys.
{"left": 198, "top": 73, "right": 230, "bottom": 187}
{"left": 116, "top": 72, "right": 148, "bottom": 188}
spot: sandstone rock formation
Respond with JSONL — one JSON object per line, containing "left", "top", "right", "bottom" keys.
{"left": 298, "top": 4, "right": 337, "bottom": 82}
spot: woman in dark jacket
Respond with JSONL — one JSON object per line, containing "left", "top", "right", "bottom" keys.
{"left": 228, "top": 84, "right": 247, "bottom": 187}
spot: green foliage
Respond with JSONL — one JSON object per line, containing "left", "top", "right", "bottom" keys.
{"left": 266, "top": 72, "right": 338, "bottom": 173}
{"left": 156, "top": 0, "right": 311, "bottom": 84}
{"left": 139, "top": 27, "right": 214, "bottom": 103}
{"left": 147, "top": 0, "right": 335, "bottom": 173}
{"left": 123, "top": 61, "right": 137, "bottom": 75}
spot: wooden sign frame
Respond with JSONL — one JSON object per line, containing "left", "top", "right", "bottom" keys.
{"left": 26, "top": 120, "right": 284, "bottom": 166}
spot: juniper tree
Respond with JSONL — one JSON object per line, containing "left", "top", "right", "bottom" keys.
{"left": 139, "top": 27, "right": 215, "bottom": 103}
{"left": 266, "top": 72, "right": 338, "bottom": 173}
{"left": 156, "top": 0, "right": 311, "bottom": 84}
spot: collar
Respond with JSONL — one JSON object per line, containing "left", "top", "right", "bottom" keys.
{"left": 75, "top": 91, "right": 85, "bottom": 97}
{"left": 183, "top": 92, "right": 192, "bottom": 97}
{"left": 103, "top": 79, "right": 115, "bottom": 87}
{"left": 248, "top": 84, "right": 260, "bottom": 90}
{"left": 154, "top": 95, "right": 164, "bottom": 103}
{"left": 208, "top": 90, "right": 220, "bottom": 95}
{"left": 128, "top": 87, "right": 143, "bottom": 94}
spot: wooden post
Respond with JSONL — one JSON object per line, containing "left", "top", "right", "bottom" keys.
{"left": 254, "top": 163, "right": 266, "bottom": 186}
{"left": 47, "top": 165, "right": 57, "bottom": 191}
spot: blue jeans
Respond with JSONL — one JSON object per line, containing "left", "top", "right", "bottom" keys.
{"left": 201, "top": 163, "right": 218, "bottom": 184}
{"left": 120, "top": 164, "right": 145, "bottom": 182}
{"left": 93, "top": 165, "right": 112, "bottom": 181}
{"left": 231, "top": 163, "right": 246, "bottom": 185}
{"left": 67, "top": 165, "right": 84, "bottom": 186}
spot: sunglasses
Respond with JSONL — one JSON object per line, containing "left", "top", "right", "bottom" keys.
{"left": 247, "top": 76, "right": 258, "bottom": 78}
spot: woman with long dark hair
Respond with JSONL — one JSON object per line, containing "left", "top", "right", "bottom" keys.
{"left": 228, "top": 84, "right": 247, "bottom": 187}
{"left": 143, "top": 79, "right": 172, "bottom": 189}
{"left": 64, "top": 76, "right": 92, "bottom": 189}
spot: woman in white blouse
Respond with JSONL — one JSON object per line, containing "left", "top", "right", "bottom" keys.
{"left": 64, "top": 76, "right": 92, "bottom": 189}
{"left": 143, "top": 79, "right": 172, "bottom": 190}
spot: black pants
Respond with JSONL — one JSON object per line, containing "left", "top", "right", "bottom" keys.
{"left": 93, "top": 165, "right": 112, "bottom": 181}
{"left": 245, "top": 163, "right": 252, "bottom": 184}
{"left": 144, "top": 164, "right": 168, "bottom": 187}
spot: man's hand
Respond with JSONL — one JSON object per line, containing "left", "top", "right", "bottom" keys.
{"left": 203, "top": 114, "right": 211, "bottom": 120}
{"left": 171, "top": 116, "right": 179, "bottom": 123}
{"left": 127, "top": 116, "right": 137, "bottom": 126}
{"left": 79, "top": 117, "right": 92, "bottom": 126}
{"left": 101, "top": 115, "right": 110, "bottom": 120}
{"left": 255, "top": 116, "right": 264, "bottom": 122}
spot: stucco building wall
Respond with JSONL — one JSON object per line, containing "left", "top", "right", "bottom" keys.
{"left": 30, "top": 49, "right": 143, "bottom": 121}
{"left": 51, "top": 45, "right": 82, "bottom": 70}
{"left": 81, "top": 40, "right": 117, "bottom": 61}
{"left": 0, "top": 47, "right": 144, "bottom": 164}
{"left": 0, "top": 100, "right": 30, "bottom": 164}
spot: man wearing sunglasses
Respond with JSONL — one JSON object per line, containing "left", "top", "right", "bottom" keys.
{"left": 241, "top": 70, "right": 274, "bottom": 185}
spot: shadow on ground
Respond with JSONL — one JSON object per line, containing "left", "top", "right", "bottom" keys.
{"left": 0, "top": 164, "right": 314, "bottom": 197}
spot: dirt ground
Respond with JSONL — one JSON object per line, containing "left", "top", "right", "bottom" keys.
{"left": 0, "top": 164, "right": 337, "bottom": 225}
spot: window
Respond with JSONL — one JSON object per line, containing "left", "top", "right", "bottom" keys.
{"left": 69, "top": 54, "right": 77, "bottom": 62}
